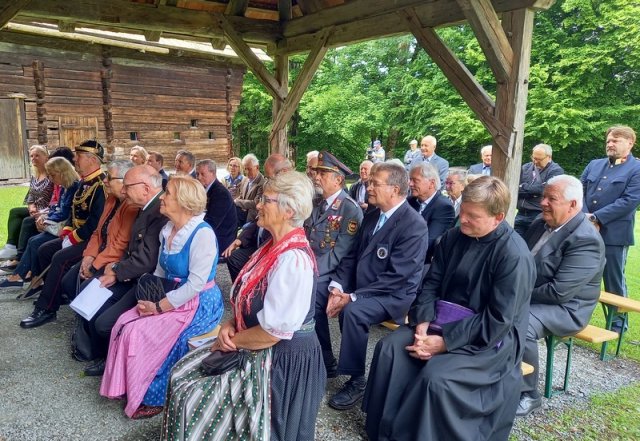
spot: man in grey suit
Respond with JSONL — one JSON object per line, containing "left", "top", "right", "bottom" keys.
{"left": 325, "top": 162, "right": 428, "bottom": 410}
{"left": 468, "top": 145, "right": 492, "bottom": 175}
{"left": 304, "top": 151, "right": 363, "bottom": 378}
{"left": 234, "top": 153, "right": 266, "bottom": 226}
{"left": 410, "top": 135, "right": 449, "bottom": 188}
{"left": 517, "top": 175, "right": 605, "bottom": 416}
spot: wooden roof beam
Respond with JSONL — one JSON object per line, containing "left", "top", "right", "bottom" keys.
{"left": 400, "top": 8, "right": 511, "bottom": 152}
{"left": 270, "top": 28, "right": 330, "bottom": 142}
{"left": 144, "top": 30, "right": 162, "bottom": 42}
{"left": 18, "top": 0, "right": 281, "bottom": 44}
{"left": 225, "top": 0, "right": 249, "bottom": 16}
{"left": 0, "top": 0, "right": 33, "bottom": 28}
{"left": 456, "top": 0, "right": 513, "bottom": 84}
{"left": 296, "top": 0, "right": 325, "bottom": 15}
{"left": 278, "top": 0, "right": 292, "bottom": 22}
{"left": 218, "top": 14, "right": 286, "bottom": 101}
{"left": 58, "top": 20, "right": 76, "bottom": 33}
{"left": 278, "top": 0, "right": 555, "bottom": 54}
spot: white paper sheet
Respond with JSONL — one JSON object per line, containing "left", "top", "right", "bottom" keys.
{"left": 69, "top": 278, "right": 113, "bottom": 321}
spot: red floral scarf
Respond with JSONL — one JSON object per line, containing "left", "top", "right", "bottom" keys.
{"left": 233, "top": 227, "right": 317, "bottom": 331}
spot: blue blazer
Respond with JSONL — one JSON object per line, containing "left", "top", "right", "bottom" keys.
{"left": 581, "top": 155, "right": 640, "bottom": 246}
{"left": 408, "top": 194, "right": 455, "bottom": 262}
{"left": 204, "top": 179, "right": 238, "bottom": 254}
{"left": 468, "top": 163, "right": 491, "bottom": 175}
{"left": 332, "top": 200, "right": 429, "bottom": 320}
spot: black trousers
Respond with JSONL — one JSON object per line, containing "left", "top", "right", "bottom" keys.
{"left": 17, "top": 216, "right": 38, "bottom": 259}
{"left": 226, "top": 245, "right": 255, "bottom": 282}
{"left": 314, "top": 279, "right": 336, "bottom": 366}
{"left": 34, "top": 239, "right": 87, "bottom": 312}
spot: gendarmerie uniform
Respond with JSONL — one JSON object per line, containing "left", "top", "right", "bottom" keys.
{"left": 303, "top": 151, "right": 363, "bottom": 372}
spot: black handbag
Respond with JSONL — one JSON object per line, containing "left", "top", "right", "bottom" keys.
{"left": 71, "top": 316, "right": 94, "bottom": 362}
{"left": 135, "top": 273, "right": 180, "bottom": 303}
{"left": 201, "top": 349, "right": 248, "bottom": 376}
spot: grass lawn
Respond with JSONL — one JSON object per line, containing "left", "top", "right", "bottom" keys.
{"left": 1, "top": 185, "right": 639, "bottom": 439}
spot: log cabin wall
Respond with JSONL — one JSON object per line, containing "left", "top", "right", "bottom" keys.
{"left": 0, "top": 39, "right": 245, "bottom": 170}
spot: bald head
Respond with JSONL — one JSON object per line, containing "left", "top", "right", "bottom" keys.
{"left": 420, "top": 135, "right": 437, "bottom": 158}
{"left": 122, "top": 164, "right": 162, "bottom": 207}
{"left": 264, "top": 153, "right": 292, "bottom": 178}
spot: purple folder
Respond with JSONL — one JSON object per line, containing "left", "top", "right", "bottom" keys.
{"left": 427, "top": 300, "right": 475, "bottom": 335}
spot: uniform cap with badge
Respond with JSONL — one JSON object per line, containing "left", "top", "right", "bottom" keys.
{"left": 313, "top": 151, "right": 353, "bottom": 177}
{"left": 74, "top": 139, "right": 105, "bottom": 163}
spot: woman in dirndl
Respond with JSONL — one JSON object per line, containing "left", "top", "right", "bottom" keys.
{"left": 162, "top": 170, "right": 326, "bottom": 441}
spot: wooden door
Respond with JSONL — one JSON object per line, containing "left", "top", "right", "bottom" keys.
{"left": 59, "top": 116, "right": 98, "bottom": 148}
{"left": 0, "top": 98, "right": 28, "bottom": 180}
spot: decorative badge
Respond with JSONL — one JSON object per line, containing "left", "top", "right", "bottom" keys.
{"left": 331, "top": 198, "right": 342, "bottom": 210}
{"left": 347, "top": 220, "right": 358, "bottom": 235}
{"left": 328, "top": 215, "right": 342, "bottom": 231}
{"left": 377, "top": 246, "right": 388, "bottom": 259}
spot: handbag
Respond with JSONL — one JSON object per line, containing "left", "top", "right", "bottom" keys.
{"left": 135, "top": 273, "right": 180, "bottom": 303}
{"left": 427, "top": 300, "right": 475, "bottom": 335}
{"left": 71, "top": 315, "right": 94, "bottom": 362}
{"left": 201, "top": 349, "right": 248, "bottom": 376}
{"left": 43, "top": 219, "right": 66, "bottom": 236}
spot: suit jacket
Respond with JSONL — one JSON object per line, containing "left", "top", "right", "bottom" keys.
{"left": 332, "top": 200, "right": 429, "bottom": 320}
{"left": 204, "top": 179, "right": 238, "bottom": 254}
{"left": 408, "top": 193, "right": 455, "bottom": 262}
{"left": 159, "top": 169, "right": 168, "bottom": 190}
{"left": 348, "top": 180, "right": 375, "bottom": 215}
{"left": 581, "top": 155, "right": 640, "bottom": 246}
{"left": 304, "top": 190, "right": 363, "bottom": 282}
{"left": 524, "top": 214, "right": 605, "bottom": 336}
{"left": 517, "top": 160, "right": 564, "bottom": 212}
{"left": 113, "top": 192, "right": 168, "bottom": 282}
{"left": 468, "top": 163, "right": 491, "bottom": 175}
{"left": 237, "top": 220, "right": 270, "bottom": 249}
{"left": 235, "top": 172, "right": 266, "bottom": 223}
{"left": 410, "top": 154, "right": 449, "bottom": 188}
{"left": 83, "top": 196, "right": 139, "bottom": 271}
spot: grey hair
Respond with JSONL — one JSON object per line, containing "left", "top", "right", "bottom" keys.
{"left": 137, "top": 164, "right": 163, "bottom": 189}
{"left": 176, "top": 150, "right": 195, "bottom": 166}
{"left": 480, "top": 145, "right": 492, "bottom": 155}
{"left": 274, "top": 158, "right": 293, "bottom": 175}
{"left": 196, "top": 159, "right": 217, "bottom": 173}
{"left": 546, "top": 175, "right": 584, "bottom": 210}
{"left": 533, "top": 143, "right": 553, "bottom": 157}
{"left": 409, "top": 139, "right": 418, "bottom": 145}
{"left": 108, "top": 159, "right": 134, "bottom": 178}
{"left": 306, "top": 150, "right": 319, "bottom": 160}
{"left": 360, "top": 160, "right": 373, "bottom": 168}
{"left": 386, "top": 158, "right": 405, "bottom": 168}
{"left": 410, "top": 161, "right": 441, "bottom": 189}
{"left": 448, "top": 167, "right": 468, "bottom": 181}
{"left": 264, "top": 171, "right": 314, "bottom": 227}
{"left": 374, "top": 162, "right": 409, "bottom": 195}
{"left": 242, "top": 153, "right": 259, "bottom": 167}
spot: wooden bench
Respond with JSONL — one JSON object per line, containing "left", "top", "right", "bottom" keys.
{"left": 598, "top": 291, "right": 640, "bottom": 360}
{"left": 544, "top": 324, "right": 619, "bottom": 398}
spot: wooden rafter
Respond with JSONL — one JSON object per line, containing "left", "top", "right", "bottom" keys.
{"left": 18, "top": 0, "right": 281, "bottom": 44}
{"left": 401, "top": 8, "right": 511, "bottom": 151}
{"left": 58, "top": 20, "right": 76, "bottom": 33}
{"left": 456, "top": 0, "right": 513, "bottom": 83}
{"left": 0, "top": 0, "right": 33, "bottom": 28}
{"left": 225, "top": 0, "right": 249, "bottom": 16}
{"left": 278, "top": 0, "right": 292, "bottom": 22}
{"left": 271, "top": 53, "right": 289, "bottom": 153}
{"left": 269, "top": 28, "right": 331, "bottom": 143}
{"left": 210, "top": 37, "right": 226, "bottom": 50}
{"left": 218, "top": 14, "right": 286, "bottom": 101}
{"left": 144, "top": 30, "right": 162, "bottom": 42}
{"left": 296, "top": 0, "right": 325, "bottom": 15}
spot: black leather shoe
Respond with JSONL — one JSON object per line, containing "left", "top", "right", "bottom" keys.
{"left": 328, "top": 377, "right": 366, "bottom": 410}
{"left": 20, "top": 308, "right": 56, "bottom": 329}
{"left": 84, "top": 358, "right": 106, "bottom": 377}
{"left": 516, "top": 393, "right": 542, "bottom": 417}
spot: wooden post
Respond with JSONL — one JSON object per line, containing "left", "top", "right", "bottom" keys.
{"left": 225, "top": 66, "right": 234, "bottom": 157}
{"left": 101, "top": 46, "right": 114, "bottom": 154}
{"left": 270, "top": 54, "right": 288, "bottom": 155}
{"left": 32, "top": 60, "right": 47, "bottom": 145}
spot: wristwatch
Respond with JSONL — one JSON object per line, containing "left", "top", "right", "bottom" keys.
{"left": 155, "top": 301, "right": 163, "bottom": 314}
{"left": 588, "top": 214, "right": 598, "bottom": 224}
{"left": 111, "top": 262, "right": 119, "bottom": 272}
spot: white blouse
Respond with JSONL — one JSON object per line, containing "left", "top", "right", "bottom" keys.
{"left": 253, "top": 249, "right": 314, "bottom": 340}
{"left": 153, "top": 214, "right": 218, "bottom": 308}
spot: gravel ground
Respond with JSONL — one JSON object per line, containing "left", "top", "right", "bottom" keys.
{"left": 1, "top": 265, "right": 639, "bottom": 440}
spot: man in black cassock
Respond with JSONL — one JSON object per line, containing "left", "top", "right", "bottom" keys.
{"left": 363, "top": 176, "right": 536, "bottom": 441}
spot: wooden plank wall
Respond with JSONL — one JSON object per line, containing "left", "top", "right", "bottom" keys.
{"left": 0, "top": 41, "right": 244, "bottom": 167}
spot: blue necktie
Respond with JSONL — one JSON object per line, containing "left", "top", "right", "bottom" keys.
{"left": 373, "top": 213, "right": 387, "bottom": 235}
{"left": 419, "top": 202, "right": 428, "bottom": 215}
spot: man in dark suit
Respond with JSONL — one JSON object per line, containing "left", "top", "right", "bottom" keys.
{"left": 408, "top": 162, "right": 455, "bottom": 266}
{"left": 195, "top": 159, "right": 237, "bottom": 255}
{"left": 147, "top": 151, "right": 168, "bottom": 189}
{"left": 468, "top": 145, "right": 492, "bottom": 176}
{"left": 517, "top": 174, "right": 605, "bottom": 416}
{"left": 81, "top": 165, "right": 168, "bottom": 376}
{"left": 234, "top": 153, "right": 266, "bottom": 227}
{"left": 174, "top": 150, "right": 196, "bottom": 178}
{"left": 304, "top": 151, "right": 363, "bottom": 378}
{"left": 325, "top": 161, "right": 429, "bottom": 410}
{"left": 409, "top": 135, "right": 449, "bottom": 188}
{"left": 348, "top": 159, "right": 374, "bottom": 215}
{"left": 581, "top": 125, "right": 640, "bottom": 332}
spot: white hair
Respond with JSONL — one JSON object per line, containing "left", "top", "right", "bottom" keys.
{"left": 546, "top": 175, "right": 583, "bottom": 210}
{"left": 242, "top": 153, "right": 259, "bottom": 167}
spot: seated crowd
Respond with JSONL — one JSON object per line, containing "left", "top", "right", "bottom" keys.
{"left": 1, "top": 125, "right": 637, "bottom": 440}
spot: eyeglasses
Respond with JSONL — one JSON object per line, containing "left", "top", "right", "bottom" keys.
{"left": 123, "top": 181, "right": 146, "bottom": 190}
{"left": 106, "top": 175, "right": 124, "bottom": 182}
{"left": 259, "top": 195, "right": 279, "bottom": 205}
{"left": 367, "top": 181, "right": 395, "bottom": 189}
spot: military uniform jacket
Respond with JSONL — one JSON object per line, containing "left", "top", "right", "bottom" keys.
{"left": 581, "top": 154, "right": 640, "bottom": 246}
{"left": 62, "top": 168, "right": 106, "bottom": 245}
{"left": 304, "top": 190, "right": 363, "bottom": 281}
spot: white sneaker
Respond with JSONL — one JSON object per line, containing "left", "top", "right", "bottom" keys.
{"left": 0, "top": 245, "right": 17, "bottom": 259}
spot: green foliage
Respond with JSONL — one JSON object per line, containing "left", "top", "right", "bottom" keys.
{"left": 231, "top": 0, "right": 640, "bottom": 175}
{"left": 0, "top": 186, "right": 28, "bottom": 246}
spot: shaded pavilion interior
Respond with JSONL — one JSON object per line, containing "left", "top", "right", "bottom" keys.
{"left": 1, "top": 0, "right": 556, "bottom": 218}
